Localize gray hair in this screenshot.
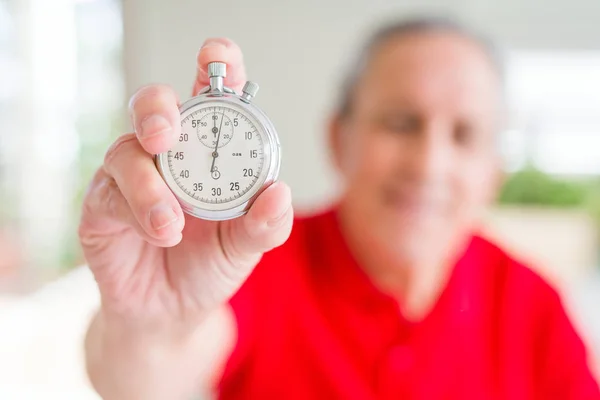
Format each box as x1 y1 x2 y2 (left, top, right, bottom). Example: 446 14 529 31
337 16 507 118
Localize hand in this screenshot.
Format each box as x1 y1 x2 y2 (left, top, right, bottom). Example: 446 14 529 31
79 37 293 333
210 109 225 173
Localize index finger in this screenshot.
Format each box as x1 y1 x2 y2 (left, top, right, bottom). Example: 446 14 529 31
129 84 181 155
130 38 248 156
192 37 247 95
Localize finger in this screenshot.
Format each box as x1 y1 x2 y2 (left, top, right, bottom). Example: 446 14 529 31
220 181 293 262
128 84 181 155
79 168 180 249
192 38 247 95
103 133 185 244
80 168 139 235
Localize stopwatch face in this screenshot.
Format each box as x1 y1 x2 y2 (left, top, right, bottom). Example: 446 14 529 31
157 97 278 220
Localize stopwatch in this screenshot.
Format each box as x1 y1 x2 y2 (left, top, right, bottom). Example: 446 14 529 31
155 62 281 221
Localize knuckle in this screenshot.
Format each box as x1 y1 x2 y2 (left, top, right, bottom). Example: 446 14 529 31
141 175 167 204
103 133 138 171
84 174 121 219
102 178 123 219
128 84 176 112
78 172 122 240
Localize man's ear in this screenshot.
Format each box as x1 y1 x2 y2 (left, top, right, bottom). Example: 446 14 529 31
327 112 346 173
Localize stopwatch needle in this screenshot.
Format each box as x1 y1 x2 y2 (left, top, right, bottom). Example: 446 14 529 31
210 110 226 173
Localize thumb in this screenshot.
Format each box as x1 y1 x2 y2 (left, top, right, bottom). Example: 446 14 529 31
220 182 293 264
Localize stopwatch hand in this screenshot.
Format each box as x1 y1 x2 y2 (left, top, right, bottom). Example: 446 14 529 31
210 110 226 172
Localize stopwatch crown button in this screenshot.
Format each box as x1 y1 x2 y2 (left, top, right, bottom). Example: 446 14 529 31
208 62 227 78
241 81 259 102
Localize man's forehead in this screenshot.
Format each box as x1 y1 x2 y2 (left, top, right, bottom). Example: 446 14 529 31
336 19 506 121
362 33 504 111
374 32 499 83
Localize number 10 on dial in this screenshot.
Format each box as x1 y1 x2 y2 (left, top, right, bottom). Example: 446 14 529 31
155 62 281 221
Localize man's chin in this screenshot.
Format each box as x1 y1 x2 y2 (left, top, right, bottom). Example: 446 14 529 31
373 216 450 265
380 205 440 234
385 234 438 264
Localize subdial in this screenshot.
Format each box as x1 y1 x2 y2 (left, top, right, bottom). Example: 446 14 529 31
197 111 234 148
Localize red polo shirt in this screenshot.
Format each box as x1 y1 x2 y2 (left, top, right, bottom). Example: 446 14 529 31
218 209 599 399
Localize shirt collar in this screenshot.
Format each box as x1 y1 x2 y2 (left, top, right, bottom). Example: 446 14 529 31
315 207 486 325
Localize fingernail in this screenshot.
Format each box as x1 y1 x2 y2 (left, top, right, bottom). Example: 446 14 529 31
267 206 291 228
140 115 171 139
149 204 178 231
201 39 227 49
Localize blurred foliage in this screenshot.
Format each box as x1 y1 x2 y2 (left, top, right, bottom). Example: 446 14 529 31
498 166 592 207
498 166 600 252
586 184 600 231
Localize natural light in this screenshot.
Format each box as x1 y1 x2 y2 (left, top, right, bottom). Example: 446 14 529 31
504 51 600 176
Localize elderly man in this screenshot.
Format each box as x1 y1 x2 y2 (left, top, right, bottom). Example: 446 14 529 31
81 18 600 399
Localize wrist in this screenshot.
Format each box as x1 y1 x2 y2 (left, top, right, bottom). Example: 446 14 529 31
86 309 206 400
98 308 197 346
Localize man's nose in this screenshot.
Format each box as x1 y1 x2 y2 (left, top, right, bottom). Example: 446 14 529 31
406 122 451 182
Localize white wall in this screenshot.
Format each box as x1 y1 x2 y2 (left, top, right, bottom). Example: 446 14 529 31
121 0 600 210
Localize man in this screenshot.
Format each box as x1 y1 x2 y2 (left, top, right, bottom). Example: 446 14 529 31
81 18 600 399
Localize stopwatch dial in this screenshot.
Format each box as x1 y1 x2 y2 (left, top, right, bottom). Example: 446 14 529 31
195 111 234 148
167 104 266 205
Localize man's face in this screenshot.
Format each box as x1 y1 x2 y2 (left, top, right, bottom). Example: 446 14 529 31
334 32 503 264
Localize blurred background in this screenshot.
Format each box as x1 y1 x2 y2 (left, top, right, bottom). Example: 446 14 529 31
0 0 599 397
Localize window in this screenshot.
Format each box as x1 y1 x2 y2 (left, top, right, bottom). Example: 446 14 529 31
503 51 600 177
0 0 124 285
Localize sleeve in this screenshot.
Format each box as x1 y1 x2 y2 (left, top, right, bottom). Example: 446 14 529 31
535 285 600 400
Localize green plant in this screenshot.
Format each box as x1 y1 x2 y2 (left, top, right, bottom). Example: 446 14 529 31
498 167 600 266
498 166 589 207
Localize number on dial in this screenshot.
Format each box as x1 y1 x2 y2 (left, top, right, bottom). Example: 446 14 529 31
168 104 265 204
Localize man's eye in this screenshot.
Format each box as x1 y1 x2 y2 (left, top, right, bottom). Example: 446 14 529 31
382 116 417 133
454 124 474 146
